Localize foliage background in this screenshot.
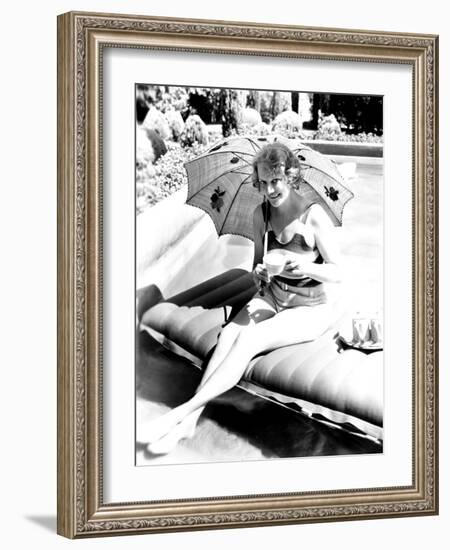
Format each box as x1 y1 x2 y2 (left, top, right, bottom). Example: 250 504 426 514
136 85 383 212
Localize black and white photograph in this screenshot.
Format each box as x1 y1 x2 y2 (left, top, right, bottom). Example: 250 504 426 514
135 84 384 466
51 6 439 540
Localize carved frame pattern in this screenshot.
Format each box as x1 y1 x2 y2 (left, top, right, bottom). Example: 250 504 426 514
57 11 438 538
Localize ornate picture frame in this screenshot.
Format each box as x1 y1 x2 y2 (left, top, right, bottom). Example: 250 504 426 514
57 11 438 538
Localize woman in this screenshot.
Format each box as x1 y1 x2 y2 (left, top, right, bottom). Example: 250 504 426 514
142 142 342 454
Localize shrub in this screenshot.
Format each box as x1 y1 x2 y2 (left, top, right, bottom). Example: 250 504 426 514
180 115 209 147
271 110 304 138
165 109 185 141
316 112 342 138
137 142 208 212
155 87 189 113
136 126 155 169
312 131 383 143
241 107 262 127
141 106 171 140
237 121 271 136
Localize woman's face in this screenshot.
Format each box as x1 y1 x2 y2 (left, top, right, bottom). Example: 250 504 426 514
256 163 291 208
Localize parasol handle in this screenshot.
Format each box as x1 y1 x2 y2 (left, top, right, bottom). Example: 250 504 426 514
263 199 268 257
260 198 269 296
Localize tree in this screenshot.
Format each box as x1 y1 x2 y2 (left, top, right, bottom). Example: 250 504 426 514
308 93 383 135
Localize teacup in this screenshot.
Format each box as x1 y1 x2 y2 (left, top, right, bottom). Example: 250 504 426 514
369 317 383 344
263 252 286 276
352 316 371 345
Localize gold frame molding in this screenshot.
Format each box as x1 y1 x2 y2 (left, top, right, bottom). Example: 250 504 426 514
57 11 439 538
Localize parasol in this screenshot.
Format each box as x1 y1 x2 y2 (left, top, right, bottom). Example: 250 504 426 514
184 134 354 242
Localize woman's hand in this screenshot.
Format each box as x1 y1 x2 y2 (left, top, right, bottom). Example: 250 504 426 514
253 263 271 285
282 258 305 278
252 264 271 295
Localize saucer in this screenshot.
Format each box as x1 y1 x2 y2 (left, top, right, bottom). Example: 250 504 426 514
338 334 383 351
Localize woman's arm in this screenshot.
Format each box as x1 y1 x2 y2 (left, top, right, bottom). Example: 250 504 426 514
252 204 265 269
284 204 342 283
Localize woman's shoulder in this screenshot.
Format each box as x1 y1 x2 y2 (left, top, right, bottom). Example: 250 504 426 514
303 202 332 228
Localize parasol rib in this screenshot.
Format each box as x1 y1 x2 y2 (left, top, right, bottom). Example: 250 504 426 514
216 173 254 235
186 163 253 201
298 163 348 186
187 149 255 163
186 167 253 201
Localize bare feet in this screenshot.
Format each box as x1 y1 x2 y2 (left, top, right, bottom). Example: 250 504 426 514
139 406 188 445
146 414 198 455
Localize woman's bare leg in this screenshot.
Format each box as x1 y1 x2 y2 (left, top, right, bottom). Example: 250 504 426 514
148 324 246 447
144 300 333 453
145 326 262 453
139 297 276 449
170 301 280 434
